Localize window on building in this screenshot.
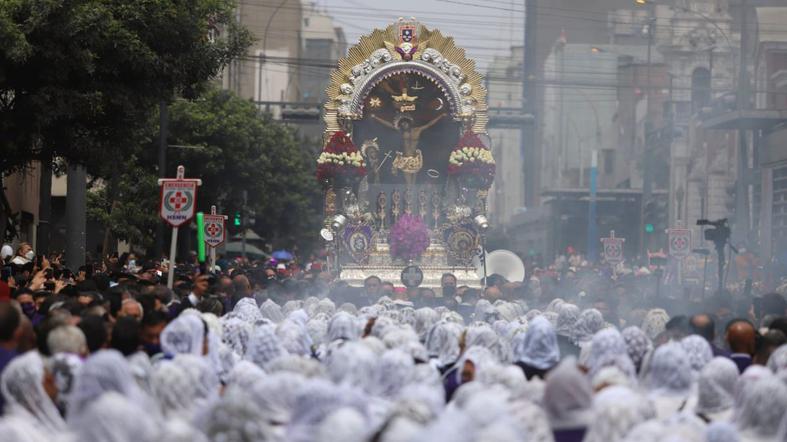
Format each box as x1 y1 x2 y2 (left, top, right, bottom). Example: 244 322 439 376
691 67 711 113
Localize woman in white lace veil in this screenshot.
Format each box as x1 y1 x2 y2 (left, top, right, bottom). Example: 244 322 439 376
224 359 266 391
75 392 162 442
512 315 560 380
585 328 633 381
621 326 652 374
372 349 415 399
160 312 208 357
150 354 220 422
276 318 313 356
543 357 592 439
641 308 670 340
245 324 286 369
695 357 739 423
645 342 694 420
571 309 605 362
231 297 265 324
583 385 656 442
326 311 360 342
735 374 787 442
414 308 440 342
221 316 251 357
681 334 714 376
424 320 462 370
67 349 150 424
0 351 66 434
260 299 286 323
555 303 580 338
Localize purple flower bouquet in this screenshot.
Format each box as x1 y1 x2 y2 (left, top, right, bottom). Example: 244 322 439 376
389 214 430 261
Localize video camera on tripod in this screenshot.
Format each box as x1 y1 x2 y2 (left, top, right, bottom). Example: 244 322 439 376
697 218 730 246
696 218 736 292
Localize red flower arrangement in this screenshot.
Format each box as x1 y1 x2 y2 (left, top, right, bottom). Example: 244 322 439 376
316 131 366 188
389 214 430 261
447 131 496 189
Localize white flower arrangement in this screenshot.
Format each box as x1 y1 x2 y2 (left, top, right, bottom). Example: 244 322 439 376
448 146 495 166
316 151 366 168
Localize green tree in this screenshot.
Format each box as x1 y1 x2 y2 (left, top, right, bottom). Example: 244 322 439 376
165 88 323 253
0 0 251 173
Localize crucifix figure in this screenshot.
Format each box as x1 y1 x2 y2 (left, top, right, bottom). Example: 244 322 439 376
370 112 445 187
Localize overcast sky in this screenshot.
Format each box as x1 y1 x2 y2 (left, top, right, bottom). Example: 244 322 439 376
315 0 525 70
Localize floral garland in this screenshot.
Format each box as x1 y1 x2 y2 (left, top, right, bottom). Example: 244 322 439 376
316 131 366 187
389 214 430 261
447 131 495 189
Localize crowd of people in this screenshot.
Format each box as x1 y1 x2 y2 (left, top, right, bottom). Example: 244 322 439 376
2 241 787 442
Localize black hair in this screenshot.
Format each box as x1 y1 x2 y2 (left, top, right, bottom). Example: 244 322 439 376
78 314 109 354
0 302 20 342
104 286 125 317
141 310 168 328
111 317 140 356
364 275 382 285
761 293 787 317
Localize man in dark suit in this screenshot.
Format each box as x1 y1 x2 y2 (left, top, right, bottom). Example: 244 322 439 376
725 318 756 373
690 314 730 357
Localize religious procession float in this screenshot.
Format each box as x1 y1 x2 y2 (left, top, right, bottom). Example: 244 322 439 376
317 18 494 288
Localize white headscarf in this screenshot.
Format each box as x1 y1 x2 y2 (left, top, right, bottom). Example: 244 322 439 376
0 415 56 442
260 299 286 323
512 315 559 370
150 354 219 421
571 308 605 345
67 349 149 422
245 324 286 369
584 385 656 442
414 308 440 341
543 357 592 430
555 303 580 337
277 319 313 356
696 357 739 416
221 317 252 357
621 326 652 371
224 360 266 391
160 313 206 357
646 342 692 394
326 341 379 395
641 308 670 340
0 351 66 434
424 321 462 367
373 349 414 398
706 421 740 442
735 374 787 439
586 328 631 380
247 371 306 426
232 298 265 324
681 334 714 374
75 392 161 442
326 311 360 342
767 343 787 374
464 323 507 362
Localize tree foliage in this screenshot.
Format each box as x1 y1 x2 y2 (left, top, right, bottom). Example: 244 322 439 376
165 89 323 253
0 0 252 174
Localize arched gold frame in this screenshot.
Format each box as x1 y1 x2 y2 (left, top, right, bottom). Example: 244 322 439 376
323 20 488 139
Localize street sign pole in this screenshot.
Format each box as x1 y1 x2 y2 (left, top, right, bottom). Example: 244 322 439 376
167 226 179 288
158 165 202 289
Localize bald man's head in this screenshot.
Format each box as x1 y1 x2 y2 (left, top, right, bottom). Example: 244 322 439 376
725 319 756 355
690 314 715 341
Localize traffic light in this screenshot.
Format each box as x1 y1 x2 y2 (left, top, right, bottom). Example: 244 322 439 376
643 196 667 236
645 223 655 234
233 211 242 227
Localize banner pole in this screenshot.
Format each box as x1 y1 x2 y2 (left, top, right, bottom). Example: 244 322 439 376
167 226 179 289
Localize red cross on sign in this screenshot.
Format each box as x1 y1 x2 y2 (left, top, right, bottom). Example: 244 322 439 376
203 213 227 248
668 228 691 258
169 192 189 210
159 178 200 228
